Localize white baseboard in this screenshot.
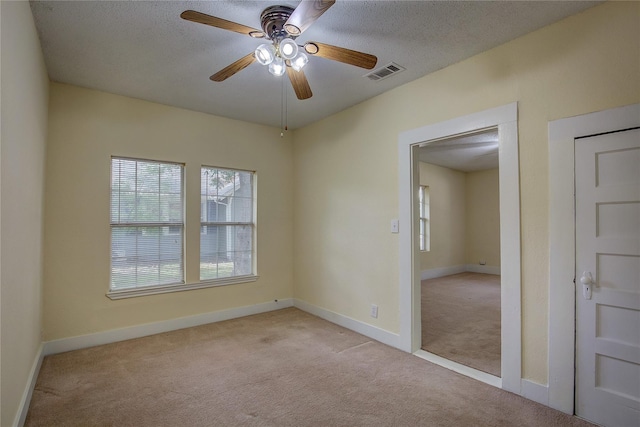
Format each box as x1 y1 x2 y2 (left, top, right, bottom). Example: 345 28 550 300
43 299 294 356
420 265 466 280
520 379 549 406
465 264 501 276
420 264 500 280
293 298 401 349
14 343 44 427
18 299 551 425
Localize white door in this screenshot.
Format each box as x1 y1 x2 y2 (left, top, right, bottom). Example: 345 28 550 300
575 128 640 427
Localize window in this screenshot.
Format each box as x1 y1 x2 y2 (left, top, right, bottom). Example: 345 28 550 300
200 167 255 281
419 185 430 251
110 158 184 292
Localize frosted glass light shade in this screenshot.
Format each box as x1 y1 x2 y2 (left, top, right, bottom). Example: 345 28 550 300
279 38 298 60
268 56 285 76
290 52 308 72
255 44 275 65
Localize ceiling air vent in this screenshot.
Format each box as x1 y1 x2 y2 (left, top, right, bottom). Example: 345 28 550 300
365 62 405 82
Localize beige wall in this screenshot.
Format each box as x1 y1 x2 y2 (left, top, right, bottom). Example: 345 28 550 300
418 164 500 271
43 83 294 341
465 168 500 267
418 162 466 270
292 2 640 383
0 2 50 425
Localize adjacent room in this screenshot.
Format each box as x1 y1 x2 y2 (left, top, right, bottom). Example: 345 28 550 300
2 1 638 426
418 129 502 377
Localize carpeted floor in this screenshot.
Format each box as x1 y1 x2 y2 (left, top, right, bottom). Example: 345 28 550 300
422 272 501 376
25 307 592 426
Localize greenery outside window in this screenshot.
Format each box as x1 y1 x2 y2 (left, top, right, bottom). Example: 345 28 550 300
110 157 184 293
200 166 255 281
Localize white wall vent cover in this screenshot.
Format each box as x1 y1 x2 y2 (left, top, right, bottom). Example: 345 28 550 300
365 62 406 81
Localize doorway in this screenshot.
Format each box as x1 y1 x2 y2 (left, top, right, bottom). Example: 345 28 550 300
397 103 521 393
418 129 501 377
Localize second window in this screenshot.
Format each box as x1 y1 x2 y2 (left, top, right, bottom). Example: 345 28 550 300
200 166 255 281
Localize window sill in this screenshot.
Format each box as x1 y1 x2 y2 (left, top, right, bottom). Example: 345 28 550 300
106 275 259 300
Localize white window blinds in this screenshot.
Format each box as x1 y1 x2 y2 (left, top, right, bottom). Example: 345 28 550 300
200 167 255 281
110 158 184 290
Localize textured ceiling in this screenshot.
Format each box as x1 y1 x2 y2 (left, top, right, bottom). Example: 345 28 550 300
418 128 499 172
30 1 600 130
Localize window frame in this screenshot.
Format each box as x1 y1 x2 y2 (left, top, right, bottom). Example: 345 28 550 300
107 158 259 301
419 185 430 252
199 165 257 283
108 157 185 299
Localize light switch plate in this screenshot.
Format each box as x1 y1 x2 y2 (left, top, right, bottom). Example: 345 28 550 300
391 219 399 233
370 304 378 318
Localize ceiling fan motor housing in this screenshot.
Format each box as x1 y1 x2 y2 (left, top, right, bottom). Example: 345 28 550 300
260 6 295 40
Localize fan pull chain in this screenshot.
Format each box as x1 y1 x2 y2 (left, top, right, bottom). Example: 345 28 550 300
280 75 289 137
281 76 285 137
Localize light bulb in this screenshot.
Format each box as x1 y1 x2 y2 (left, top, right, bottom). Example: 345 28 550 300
279 38 298 60
255 44 275 65
290 52 308 72
268 56 285 77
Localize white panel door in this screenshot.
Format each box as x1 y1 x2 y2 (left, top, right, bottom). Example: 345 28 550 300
575 128 640 427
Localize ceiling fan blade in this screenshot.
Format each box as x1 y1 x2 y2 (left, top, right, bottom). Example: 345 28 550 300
286 66 313 100
210 53 256 82
181 10 265 38
304 42 377 70
284 0 336 36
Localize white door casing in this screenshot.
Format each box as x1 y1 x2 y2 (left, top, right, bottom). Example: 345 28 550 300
398 103 521 393
575 129 640 427
549 103 640 415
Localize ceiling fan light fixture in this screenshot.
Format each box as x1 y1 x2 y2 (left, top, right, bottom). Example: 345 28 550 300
279 38 298 60
268 56 286 77
255 43 276 65
290 52 308 72
182 1 376 101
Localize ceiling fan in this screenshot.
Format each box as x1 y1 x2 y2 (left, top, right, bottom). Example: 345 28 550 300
180 1 378 100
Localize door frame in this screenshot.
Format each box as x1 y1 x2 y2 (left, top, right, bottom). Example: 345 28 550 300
397 102 522 393
548 103 640 414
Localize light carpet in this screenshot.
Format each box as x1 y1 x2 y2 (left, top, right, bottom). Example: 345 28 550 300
422 272 501 376
26 307 591 426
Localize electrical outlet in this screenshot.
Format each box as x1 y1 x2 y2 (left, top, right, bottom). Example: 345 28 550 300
479 260 486 265
370 304 378 318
